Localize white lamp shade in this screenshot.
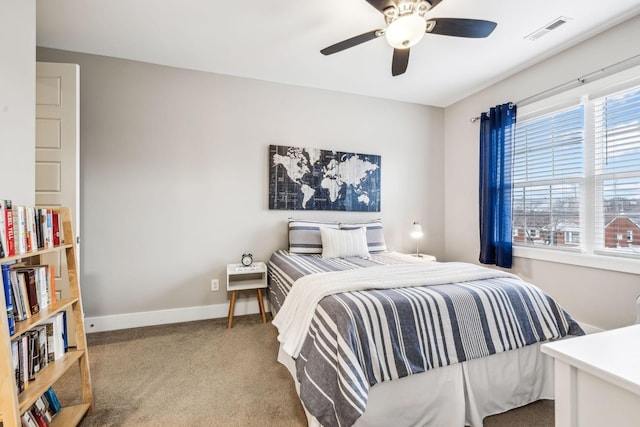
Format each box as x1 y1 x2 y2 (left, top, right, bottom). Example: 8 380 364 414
385 14 427 49
410 222 424 239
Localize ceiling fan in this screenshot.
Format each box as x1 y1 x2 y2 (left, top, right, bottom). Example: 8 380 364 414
320 0 497 76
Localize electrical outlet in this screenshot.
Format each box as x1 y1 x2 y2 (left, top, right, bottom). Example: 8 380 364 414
211 279 219 291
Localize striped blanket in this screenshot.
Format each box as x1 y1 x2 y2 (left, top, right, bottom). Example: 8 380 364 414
267 250 584 427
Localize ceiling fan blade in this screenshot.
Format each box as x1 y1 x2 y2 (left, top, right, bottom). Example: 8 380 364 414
427 18 497 38
392 48 410 76
320 30 382 55
363 0 397 14
426 0 444 10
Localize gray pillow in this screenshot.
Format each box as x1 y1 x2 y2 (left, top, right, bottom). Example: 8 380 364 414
288 219 339 254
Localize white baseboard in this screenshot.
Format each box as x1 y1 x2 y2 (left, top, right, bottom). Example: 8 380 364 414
84 296 270 333
86 306 603 336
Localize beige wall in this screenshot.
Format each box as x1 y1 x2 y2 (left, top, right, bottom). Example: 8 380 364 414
444 14 640 330
0 0 35 206
36 48 444 323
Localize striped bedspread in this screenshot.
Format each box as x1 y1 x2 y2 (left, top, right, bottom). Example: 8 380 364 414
267 250 584 427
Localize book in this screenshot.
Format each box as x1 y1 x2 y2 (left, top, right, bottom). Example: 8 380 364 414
43 387 62 414
12 340 20 393
36 325 49 372
21 410 39 427
30 265 50 310
61 311 68 350
44 322 56 363
3 200 15 256
10 268 28 321
15 205 27 255
18 264 56 308
16 268 40 315
6 299 15 335
40 209 49 249
29 405 49 427
18 334 29 392
2 263 15 335
42 209 52 249
28 330 40 377
34 396 53 423
35 208 44 250
43 312 65 361
46 210 53 249
0 199 7 257
58 212 64 244
52 212 60 246
26 206 36 252
40 266 50 309
49 264 56 305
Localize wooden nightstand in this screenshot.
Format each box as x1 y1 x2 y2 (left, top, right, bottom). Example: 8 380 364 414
226 262 267 328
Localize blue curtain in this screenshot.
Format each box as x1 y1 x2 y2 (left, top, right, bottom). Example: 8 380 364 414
479 103 517 268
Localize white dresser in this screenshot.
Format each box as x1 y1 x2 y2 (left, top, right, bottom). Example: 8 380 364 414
541 324 640 427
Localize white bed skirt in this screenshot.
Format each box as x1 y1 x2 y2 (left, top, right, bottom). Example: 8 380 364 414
278 342 554 427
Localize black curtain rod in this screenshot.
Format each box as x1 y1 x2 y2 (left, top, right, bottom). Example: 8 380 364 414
470 53 640 123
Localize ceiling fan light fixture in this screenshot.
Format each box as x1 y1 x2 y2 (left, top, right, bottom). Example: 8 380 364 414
385 14 427 49
416 1 431 14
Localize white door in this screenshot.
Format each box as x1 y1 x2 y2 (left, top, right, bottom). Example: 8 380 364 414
35 62 79 303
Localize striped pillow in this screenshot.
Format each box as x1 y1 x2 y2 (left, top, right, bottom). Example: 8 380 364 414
320 227 370 259
340 219 387 253
288 219 339 254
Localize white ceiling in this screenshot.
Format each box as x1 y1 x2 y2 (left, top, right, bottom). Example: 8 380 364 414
36 0 640 107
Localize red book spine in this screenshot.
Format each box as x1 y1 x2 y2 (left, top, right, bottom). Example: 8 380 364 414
30 407 49 427
52 212 60 246
4 200 15 256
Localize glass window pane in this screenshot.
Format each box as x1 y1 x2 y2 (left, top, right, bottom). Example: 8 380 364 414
593 86 640 258
513 184 581 248
514 106 584 184
596 177 640 255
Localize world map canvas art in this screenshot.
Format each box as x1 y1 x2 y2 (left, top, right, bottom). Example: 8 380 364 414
269 144 381 211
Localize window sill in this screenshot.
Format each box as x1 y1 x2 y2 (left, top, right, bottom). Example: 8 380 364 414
513 246 640 275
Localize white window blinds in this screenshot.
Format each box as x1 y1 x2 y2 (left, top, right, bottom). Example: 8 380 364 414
593 86 640 257
513 82 640 261
513 105 584 249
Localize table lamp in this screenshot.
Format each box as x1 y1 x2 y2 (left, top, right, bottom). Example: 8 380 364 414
410 221 424 257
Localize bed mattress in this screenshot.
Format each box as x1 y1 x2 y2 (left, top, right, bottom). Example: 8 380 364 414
267 250 584 427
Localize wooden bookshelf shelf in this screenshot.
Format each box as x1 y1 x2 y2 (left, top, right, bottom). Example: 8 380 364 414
0 244 74 264
11 297 78 338
18 350 85 413
50 403 91 427
0 207 93 427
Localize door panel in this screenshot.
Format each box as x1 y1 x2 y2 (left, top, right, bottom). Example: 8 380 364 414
36 63 79 345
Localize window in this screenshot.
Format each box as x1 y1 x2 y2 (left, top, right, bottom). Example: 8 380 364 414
593 86 640 257
565 231 579 245
513 83 640 264
513 105 584 248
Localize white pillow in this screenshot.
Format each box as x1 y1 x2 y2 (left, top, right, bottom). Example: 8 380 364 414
320 227 370 259
340 219 387 253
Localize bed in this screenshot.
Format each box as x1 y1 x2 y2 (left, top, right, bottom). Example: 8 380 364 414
268 219 584 427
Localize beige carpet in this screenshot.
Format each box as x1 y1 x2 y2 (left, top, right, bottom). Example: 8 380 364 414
56 314 553 426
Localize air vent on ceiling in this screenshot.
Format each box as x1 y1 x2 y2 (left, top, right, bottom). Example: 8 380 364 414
525 16 569 41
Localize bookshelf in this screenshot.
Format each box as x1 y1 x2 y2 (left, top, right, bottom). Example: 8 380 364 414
0 207 93 426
